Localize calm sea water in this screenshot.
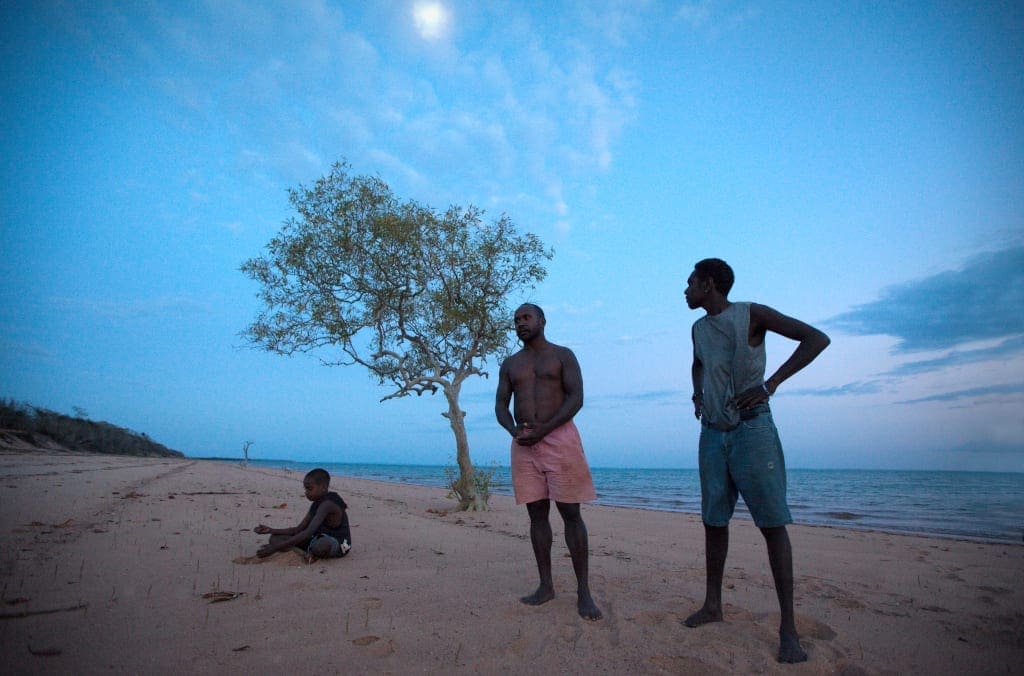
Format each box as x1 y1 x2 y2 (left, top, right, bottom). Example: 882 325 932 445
229 460 1024 544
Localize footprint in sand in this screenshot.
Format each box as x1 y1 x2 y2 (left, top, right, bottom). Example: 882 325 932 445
352 635 395 657
978 585 1010 594
797 615 838 641
648 655 717 673
833 595 865 610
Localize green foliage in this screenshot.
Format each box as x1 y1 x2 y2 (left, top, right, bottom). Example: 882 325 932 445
0 398 184 458
240 160 552 401
445 462 498 509
241 160 553 510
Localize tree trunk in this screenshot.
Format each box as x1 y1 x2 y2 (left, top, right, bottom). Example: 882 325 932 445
443 384 487 511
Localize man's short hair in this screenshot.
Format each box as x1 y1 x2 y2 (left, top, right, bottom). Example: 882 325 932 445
694 258 735 296
519 303 545 320
305 468 331 487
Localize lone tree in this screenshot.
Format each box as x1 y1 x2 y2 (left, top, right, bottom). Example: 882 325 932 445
241 161 551 510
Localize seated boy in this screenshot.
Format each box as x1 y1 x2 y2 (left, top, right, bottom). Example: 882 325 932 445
254 468 352 562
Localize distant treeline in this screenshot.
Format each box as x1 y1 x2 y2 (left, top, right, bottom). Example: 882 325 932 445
0 399 184 458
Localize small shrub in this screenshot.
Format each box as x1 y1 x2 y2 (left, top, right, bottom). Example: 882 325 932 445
445 462 498 510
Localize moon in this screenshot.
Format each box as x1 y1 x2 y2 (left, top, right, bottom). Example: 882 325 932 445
413 1 450 40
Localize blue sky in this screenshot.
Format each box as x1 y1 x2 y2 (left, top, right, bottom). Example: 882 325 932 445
2 1 1022 472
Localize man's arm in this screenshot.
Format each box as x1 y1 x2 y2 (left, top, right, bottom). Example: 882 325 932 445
734 303 831 409
254 510 311 537
691 325 704 419
495 359 518 437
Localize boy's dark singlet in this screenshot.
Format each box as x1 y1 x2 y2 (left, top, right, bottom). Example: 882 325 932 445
306 491 351 544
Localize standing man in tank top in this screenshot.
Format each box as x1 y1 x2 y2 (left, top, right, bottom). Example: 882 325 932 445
683 258 830 663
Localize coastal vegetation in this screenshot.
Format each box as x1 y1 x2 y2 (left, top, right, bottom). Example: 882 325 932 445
0 398 184 458
241 160 551 511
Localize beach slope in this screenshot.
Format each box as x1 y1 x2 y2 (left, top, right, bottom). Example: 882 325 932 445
1 452 1021 674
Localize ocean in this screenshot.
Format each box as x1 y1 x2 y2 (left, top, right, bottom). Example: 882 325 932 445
228 460 1024 545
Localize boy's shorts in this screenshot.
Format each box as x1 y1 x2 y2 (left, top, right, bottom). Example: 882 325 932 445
698 405 792 528
510 420 597 505
307 534 351 558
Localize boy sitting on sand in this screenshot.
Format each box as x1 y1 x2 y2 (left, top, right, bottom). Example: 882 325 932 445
254 468 352 562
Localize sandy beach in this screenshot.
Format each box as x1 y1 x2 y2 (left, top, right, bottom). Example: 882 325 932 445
1 451 1021 674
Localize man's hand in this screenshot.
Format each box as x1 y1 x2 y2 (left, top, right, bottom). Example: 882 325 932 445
733 383 770 410
514 422 545 446
253 524 271 534
256 543 276 558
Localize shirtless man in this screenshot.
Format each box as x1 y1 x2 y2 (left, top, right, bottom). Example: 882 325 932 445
495 303 602 621
683 258 830 663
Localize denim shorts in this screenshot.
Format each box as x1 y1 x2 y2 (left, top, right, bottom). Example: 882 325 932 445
698 405 792 528
307 534 351 558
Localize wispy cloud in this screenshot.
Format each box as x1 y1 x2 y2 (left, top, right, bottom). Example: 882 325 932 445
589 389 686 408
578 1 645 48
0 338 55 361
675 1 761 33
885 335 1024 376
50 295 212 321
826 246 1024 352
944 441 1024 456
548 300 605 317
614 327 674 345
676 1 713 29
898 382 1024 404
786 381 884 397
64 2 640 241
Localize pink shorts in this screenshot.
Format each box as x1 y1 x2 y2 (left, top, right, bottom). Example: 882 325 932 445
510 420 597 505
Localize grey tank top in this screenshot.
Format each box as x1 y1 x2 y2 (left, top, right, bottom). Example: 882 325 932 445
692 302 766 428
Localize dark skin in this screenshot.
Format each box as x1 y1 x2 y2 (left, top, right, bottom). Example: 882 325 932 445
683 269 830 664
495 304 602 621
254 477 346 562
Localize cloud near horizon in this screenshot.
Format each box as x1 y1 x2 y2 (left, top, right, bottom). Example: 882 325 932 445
898 382 1024 405
785 381 884 397
584 389 684 408
884 335 1024 376
826 246 1024 353
945 440 1024 456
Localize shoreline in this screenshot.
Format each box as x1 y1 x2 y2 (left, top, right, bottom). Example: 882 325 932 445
204 455 1024 546
2 451 1022 674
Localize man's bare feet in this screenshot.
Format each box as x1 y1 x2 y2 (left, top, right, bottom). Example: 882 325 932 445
777 631 808 663
577 592 602 620
520 585 555 606
683 605 723 628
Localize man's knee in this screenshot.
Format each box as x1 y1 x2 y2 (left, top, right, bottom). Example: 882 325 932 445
759 525 788 541
526 499 551 521
309 537 335 558
555 501 583 523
